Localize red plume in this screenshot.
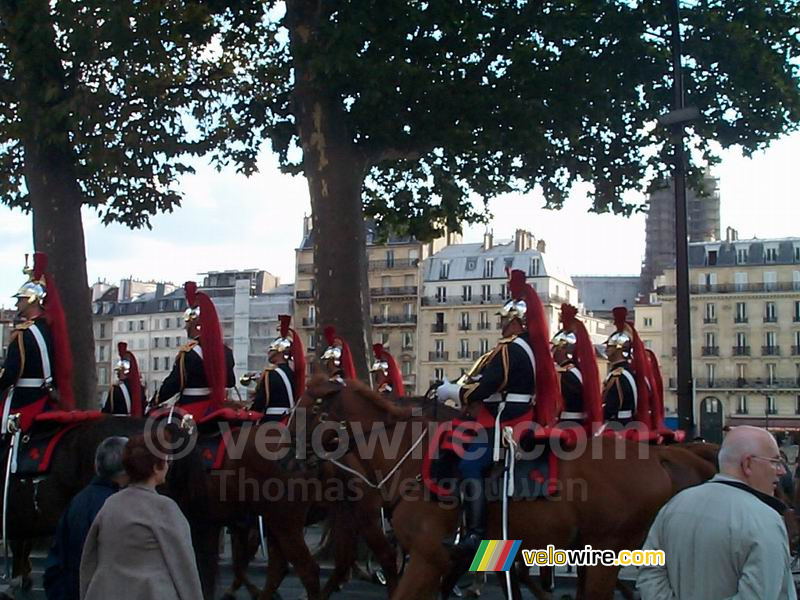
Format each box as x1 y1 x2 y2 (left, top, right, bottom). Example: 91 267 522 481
646 349 666 431
372 343 384 359
612 306 628 331
185 282 225 409
36 258 74 410
509 270 560 426
118 343 143 417
32 252 48 281
611 305 652 428
561 304 602 427
373 344 404 396
184 281 198 306
339 339 357 380
278 314 291 339
324 325 336 347
289 327 306 399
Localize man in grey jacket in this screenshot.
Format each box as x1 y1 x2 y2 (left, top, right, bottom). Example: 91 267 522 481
638 425 796 600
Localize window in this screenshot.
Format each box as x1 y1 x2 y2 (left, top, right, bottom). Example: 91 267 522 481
765 246 778 263
309 305 316 325
137 339 145 350
643 318 653 327
154 337 160 348
737 395 748 414
500 284 510 300
439 261 450 280
164 356 170 371
402 360 412 377
153 356 160 371
434 339 445 356
766 331 777 348
386 250 395 268
128 320 134 332
706 250 717 265
734 272 748 292
795 395 800 415
706 363 715 386
795 301 800 322
698 272 717 288
436 286 447 303
466 257 477 271
176 336 182 347
704 332 716 350
460 339 470 358
99 323 106 338
767 396 777 415
504 257 514 271
165 317 172 329
479 338 490 354
794 271 800 291
795 245 800 262
767 363 777 385
403 332 414 349
98 367 108 385
763 271 777 291
737 364 747 385
736 332 748 351
736 247 748 265
481 284 491 302
98 345 106 361
483 259 494 278
704 303 716 322
404 303 414 318
529 257 541 276
462 285 472 302
735 302 748 323
381 304 390 319
794 331 800 352
138 320 145 331
643 339 653 349
459 312 470 330
165 336 171 348
308 334 316 350
765 302 777 322
434 368 444 381
381 332 390 345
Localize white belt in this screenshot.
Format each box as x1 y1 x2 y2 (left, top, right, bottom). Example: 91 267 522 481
485 392 531 404
16 378 45 388
265 407 289 415
182 387 211 397
617 410 633 419
560 411 587 420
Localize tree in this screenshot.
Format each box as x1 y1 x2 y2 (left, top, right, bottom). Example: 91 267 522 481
0 0 263 404
214 0 800 378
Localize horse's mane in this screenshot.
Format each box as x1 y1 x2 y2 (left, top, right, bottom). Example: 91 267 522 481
305 374 414 420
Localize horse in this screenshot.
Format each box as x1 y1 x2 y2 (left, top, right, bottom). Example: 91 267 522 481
294 377 718 600
0 414 147 595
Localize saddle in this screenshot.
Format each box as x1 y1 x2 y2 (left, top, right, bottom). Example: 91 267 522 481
192 408 262 471
14 411 104 476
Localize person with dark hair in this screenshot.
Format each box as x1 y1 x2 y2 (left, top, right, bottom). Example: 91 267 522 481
43 436 129 600
80 434 202 600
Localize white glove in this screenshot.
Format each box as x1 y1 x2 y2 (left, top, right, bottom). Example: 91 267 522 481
436 377 461 403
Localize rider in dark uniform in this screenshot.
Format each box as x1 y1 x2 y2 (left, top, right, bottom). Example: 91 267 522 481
436 269 560 555
1 252 73 433
156 281 235 419
551 303 602 428
320 326 356 384
370 344 405 396
602 306 651 427
103 342 144 416
249 315 305 422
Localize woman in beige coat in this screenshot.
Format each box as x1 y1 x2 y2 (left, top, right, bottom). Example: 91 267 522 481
80 434 203 600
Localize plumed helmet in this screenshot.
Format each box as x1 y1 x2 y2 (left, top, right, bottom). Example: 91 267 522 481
551 303 578 356
321 325 357 380
13 253 47 305
269 315 293 355
606 306 634 356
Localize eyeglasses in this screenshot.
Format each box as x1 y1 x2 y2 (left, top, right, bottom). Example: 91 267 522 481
749 455 786 469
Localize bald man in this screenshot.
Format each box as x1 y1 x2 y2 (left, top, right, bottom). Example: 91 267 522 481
637 426 796 599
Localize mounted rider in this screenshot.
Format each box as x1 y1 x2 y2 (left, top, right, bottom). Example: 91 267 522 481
103 342 144 416
370 344 405 396
550 303 602 428
602 306 652 428
251 315 306 422
155 281 235 419
0 252 74 433
320 326 356 384
435 269 560 555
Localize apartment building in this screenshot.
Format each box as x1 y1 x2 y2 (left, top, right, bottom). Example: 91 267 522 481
648 232 800 439
294 216 453 394
417 229 612 388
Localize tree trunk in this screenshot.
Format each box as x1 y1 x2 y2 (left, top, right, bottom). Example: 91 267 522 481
2 0 97 407
287 0 373 380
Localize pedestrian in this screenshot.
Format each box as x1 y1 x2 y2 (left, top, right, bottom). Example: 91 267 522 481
43 436 129 600
79 433 203 600
638 425 797 600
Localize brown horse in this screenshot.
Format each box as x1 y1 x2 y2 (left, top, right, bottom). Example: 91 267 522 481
295 378 718 600
0 415 148 596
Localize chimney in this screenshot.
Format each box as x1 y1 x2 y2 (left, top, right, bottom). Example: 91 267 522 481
536 239 546 253
155 282 165 298
303 214 312 237
514 229 530 252
725 226 738 242
483 229 493 251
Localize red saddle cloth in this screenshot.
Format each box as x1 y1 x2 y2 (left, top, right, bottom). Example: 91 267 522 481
15 411 105 475
193 408 262 471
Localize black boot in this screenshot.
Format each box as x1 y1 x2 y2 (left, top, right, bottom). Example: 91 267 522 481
445 478 487 556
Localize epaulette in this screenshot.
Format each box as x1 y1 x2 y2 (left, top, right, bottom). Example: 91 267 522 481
179 340 198 353
264 364 276 372
14 320 34 331
497 334 518 344
609 366 625 377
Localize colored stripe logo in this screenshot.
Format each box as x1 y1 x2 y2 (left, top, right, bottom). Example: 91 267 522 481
469 540 522 571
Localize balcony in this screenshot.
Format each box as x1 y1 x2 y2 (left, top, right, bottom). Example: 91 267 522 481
371 314 417 325
297 264 314 274
295 290 314 300
457 351 481 360
792 346 800 356
368 258 419 271
734 317 749 324
763 316 778 323
703 317 717 324
477 322 492 330
732 346 751 356
458 323 472 331
701 346 719 356
658 282 800 295
669 377 800 390
428 352 449 362
370 286 418 297
301 317 315 327
431 324 447 333
421 294 505 307
794 315 800 322
762 346 781 356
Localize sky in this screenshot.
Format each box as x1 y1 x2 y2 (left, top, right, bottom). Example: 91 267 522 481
1 132 798 306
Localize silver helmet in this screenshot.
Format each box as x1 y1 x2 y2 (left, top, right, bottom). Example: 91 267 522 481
13 280 47 305
551 330 577 356
321 344 342 366
605 330 633 357
370 358 389 374
498 298 527 322
115 358 131 376
183 305 201 323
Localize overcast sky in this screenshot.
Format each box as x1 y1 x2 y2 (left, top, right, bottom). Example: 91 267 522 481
1 131 798 308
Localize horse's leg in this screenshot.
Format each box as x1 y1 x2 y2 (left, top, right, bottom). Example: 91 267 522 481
190 521 221 600
270 522 321 600
259 530 289 600
615 579 636 600
581 565 620 600
392 554 442 600
321 505 358 600
224 524 261 600
515 561 550 600
9 539 33 593
356 508 401 594
575 565 587 600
